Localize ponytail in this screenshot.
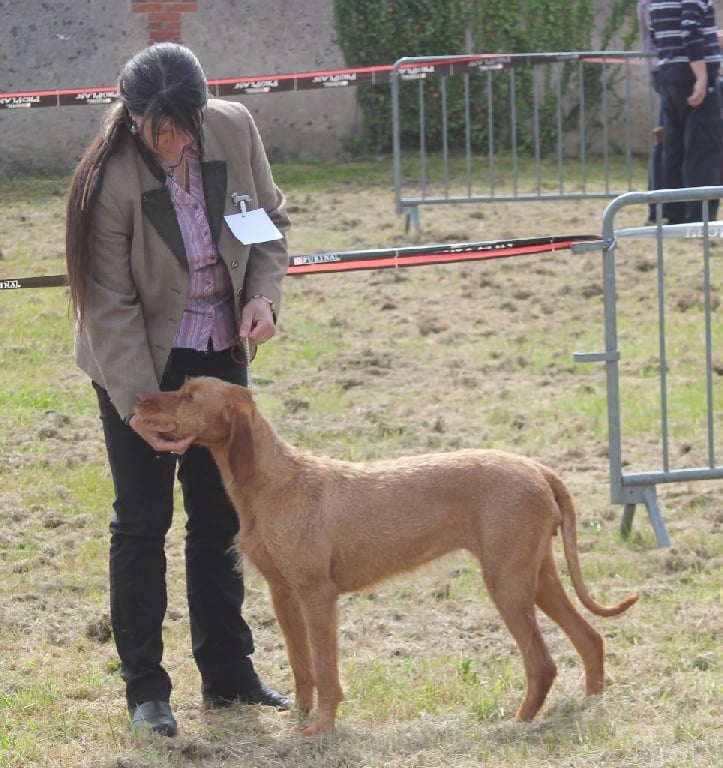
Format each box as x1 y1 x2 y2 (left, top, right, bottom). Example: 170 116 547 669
65 102 126 325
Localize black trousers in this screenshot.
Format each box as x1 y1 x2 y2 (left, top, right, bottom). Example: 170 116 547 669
659 79 722 224
94 348 259 708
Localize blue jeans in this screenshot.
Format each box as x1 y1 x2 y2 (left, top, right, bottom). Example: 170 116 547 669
659 79 721 223
94 348 259 708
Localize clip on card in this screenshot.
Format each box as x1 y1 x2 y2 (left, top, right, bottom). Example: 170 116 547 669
231 193 251 215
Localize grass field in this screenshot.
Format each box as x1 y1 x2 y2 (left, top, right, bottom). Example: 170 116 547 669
0 158 720 768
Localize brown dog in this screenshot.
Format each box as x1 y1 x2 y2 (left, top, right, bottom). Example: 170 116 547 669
135 376 638 736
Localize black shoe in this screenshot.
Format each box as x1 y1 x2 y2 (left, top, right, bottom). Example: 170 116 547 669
204 681 291 711
130 700 178 736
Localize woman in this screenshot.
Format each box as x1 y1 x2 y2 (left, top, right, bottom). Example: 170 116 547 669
66 43 290 736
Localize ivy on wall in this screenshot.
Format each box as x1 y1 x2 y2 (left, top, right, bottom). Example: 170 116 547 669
333 0 638 153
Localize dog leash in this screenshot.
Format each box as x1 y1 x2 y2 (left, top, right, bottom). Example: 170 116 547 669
229 337 253 390
243 338 254 391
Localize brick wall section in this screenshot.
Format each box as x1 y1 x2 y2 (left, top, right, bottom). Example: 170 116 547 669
132 0 198 44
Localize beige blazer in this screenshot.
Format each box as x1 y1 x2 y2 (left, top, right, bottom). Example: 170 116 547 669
75 99 290 419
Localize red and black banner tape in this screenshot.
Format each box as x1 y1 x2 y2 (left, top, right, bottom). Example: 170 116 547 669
1 234 600 291
0 52 648 110
287 234 600 274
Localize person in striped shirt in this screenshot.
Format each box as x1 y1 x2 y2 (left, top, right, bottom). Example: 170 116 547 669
649 0 722 222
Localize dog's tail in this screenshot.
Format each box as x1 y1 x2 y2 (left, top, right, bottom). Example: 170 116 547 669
545 468 639 617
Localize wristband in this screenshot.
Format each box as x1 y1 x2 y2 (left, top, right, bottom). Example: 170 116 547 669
251 294 276 313
251 293 276 321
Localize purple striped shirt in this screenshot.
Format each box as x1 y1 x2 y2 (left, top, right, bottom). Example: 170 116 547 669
164 144 236 352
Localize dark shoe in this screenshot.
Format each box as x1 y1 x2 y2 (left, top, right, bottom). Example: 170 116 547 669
130 700 178 736
204 681 290 711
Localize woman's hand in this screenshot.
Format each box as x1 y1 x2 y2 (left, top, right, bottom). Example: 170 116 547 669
239 295 276 346
127 414 195 454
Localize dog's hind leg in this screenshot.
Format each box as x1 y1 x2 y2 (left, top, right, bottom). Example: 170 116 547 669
268 581 316 715
478 557 557 722
298 583 345 736
534 545 605 696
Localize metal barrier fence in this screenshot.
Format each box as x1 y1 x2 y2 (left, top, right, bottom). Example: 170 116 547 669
572 188 723 547
391 52 656 234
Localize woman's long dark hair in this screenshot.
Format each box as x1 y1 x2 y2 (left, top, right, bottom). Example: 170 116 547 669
66 43 208 324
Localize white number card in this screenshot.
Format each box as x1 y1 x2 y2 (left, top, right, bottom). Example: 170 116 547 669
224 209 283 245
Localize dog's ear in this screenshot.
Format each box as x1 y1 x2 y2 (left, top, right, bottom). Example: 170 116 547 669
225 405 255 486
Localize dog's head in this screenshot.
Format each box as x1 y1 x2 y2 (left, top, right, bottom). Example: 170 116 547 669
135 376 257 485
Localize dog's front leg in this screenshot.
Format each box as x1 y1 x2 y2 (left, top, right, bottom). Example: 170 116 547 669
267 581 315 716
298 584 344 736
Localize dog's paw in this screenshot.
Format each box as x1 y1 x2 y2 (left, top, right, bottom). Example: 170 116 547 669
294 692 314 716
299 717 336 737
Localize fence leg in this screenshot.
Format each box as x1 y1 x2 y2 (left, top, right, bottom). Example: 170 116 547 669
642 485 671 548
620 503 636 538
403 205 420 238
620 488 671 547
